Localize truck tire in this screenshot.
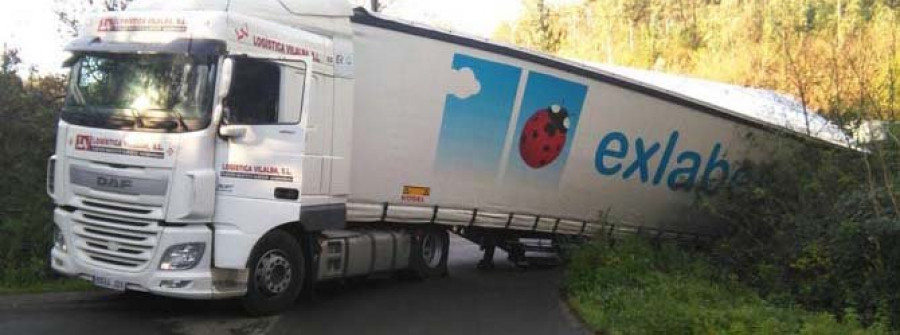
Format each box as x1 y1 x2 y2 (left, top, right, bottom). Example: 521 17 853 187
242 230 305 316
406 228 449 279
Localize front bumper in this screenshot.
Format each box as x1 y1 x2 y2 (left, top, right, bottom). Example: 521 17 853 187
50 208 247 299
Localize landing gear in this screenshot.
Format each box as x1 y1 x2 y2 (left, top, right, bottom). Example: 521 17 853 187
477 234 496 270
505 243 528 268
461 227 573 270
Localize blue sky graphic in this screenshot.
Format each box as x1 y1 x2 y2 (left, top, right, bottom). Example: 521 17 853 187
504 72 588 186
435 54 522 181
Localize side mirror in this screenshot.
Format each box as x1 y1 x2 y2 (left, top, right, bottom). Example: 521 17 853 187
219 125 247 139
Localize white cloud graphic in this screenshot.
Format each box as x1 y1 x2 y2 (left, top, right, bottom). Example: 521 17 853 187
447 67 481 99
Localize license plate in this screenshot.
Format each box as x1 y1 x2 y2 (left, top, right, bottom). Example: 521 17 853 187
92 276 126 291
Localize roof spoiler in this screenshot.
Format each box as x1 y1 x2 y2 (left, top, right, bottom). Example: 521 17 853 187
65 37 227 56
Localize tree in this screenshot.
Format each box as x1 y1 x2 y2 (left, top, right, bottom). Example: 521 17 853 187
0 48 67 286
1 47 21 75
494 0 566 53
496 0 900 118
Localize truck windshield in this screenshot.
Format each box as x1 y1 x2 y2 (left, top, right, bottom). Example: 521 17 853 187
62 53 217 132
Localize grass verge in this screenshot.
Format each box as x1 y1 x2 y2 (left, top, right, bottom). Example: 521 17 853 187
0 278 96 296
565 238 887 334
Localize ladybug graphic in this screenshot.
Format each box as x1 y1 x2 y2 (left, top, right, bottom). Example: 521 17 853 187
519 104 571 169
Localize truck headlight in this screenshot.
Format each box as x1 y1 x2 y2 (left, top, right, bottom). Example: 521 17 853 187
53 225 67 253
159 243 205 270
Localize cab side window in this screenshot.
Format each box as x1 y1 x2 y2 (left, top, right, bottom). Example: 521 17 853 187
278 66 306 124
225 59 281 125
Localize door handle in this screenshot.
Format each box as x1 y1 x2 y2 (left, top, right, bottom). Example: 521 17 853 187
220 125 247 138
279 130 296 135
274 187 299 200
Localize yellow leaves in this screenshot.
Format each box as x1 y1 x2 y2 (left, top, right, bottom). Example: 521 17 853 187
497 0 900 118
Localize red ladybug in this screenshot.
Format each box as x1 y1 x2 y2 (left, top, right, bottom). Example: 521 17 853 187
519 104 570 169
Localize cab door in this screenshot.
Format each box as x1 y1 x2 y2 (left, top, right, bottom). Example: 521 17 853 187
214 57 311 202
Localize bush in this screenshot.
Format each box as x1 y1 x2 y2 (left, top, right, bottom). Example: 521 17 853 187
0 50 66 287
565 237 885 334
698 136 900 328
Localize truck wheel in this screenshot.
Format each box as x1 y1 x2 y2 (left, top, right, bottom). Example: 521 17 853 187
406 228 449 279
242 230 305 316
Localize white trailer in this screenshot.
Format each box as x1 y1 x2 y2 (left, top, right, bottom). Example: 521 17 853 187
47 0 845 315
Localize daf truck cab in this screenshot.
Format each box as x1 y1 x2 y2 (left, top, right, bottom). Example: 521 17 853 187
49 0 447 315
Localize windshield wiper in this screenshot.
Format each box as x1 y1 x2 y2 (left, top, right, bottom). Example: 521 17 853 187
126 108 145 130
137 108 191 132
170 109 191 131
61 106 140 131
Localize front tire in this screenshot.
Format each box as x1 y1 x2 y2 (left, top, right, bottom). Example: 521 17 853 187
242 230 305 316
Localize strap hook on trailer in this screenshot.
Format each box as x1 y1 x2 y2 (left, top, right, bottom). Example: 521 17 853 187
531 216 541 231
430 206 439 225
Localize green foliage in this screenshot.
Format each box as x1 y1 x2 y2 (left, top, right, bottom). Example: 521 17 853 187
0 278 95 295
0 49 67 288
699 139 900 328
566 237 885 334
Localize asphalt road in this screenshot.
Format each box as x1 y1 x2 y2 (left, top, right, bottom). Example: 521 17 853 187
0 235 587 335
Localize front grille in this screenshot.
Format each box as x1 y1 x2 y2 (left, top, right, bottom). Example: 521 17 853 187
71 210 161 271
79 196 160 218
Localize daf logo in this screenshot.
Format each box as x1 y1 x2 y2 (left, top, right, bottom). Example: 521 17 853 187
107 241 119 252
96 176 133 189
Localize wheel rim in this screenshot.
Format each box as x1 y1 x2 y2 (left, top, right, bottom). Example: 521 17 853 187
421 232 445 269
254 249 293 296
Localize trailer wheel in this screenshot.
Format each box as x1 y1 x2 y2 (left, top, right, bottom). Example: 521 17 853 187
242 230 305 316
406 228 449 279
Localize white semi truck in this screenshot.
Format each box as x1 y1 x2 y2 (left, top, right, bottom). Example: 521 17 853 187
48 0 846 315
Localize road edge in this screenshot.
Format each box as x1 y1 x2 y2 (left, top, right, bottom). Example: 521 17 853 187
557 288 595 335
0 291 118 311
